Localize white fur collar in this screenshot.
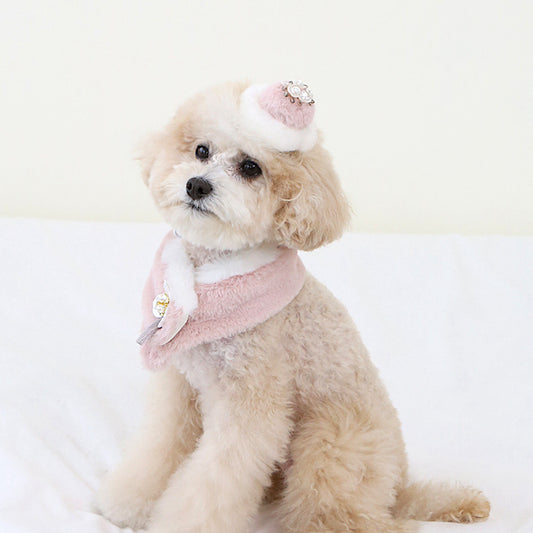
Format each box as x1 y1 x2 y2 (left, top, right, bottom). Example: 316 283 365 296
194 242 281 284
161 236 281 314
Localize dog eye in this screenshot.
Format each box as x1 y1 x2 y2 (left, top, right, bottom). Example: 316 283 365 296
195 145 210 161
239 160 262 178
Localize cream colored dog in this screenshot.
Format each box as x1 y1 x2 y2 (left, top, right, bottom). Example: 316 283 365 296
96 81 490 533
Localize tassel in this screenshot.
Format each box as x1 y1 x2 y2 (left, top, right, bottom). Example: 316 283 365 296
136 318 162 345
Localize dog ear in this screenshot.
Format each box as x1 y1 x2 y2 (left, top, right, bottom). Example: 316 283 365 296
273 146 352 251
135 131 167 186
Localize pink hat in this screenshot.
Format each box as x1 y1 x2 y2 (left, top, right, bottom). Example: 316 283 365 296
239 80 317 152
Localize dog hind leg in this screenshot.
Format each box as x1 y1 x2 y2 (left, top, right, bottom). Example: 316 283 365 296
277 403 415 533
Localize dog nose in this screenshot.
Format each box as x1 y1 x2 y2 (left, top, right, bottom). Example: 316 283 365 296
186 177 213 200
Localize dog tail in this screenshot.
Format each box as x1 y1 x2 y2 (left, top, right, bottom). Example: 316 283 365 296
392 481 490 523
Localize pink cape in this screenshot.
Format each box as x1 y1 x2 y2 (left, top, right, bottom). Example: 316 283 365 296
140 234 306 370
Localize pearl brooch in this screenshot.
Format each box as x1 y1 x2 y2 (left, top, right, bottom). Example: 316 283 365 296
152 292 170 318
282 80 315 105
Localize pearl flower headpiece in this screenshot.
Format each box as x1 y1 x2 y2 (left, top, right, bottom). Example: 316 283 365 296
282 80 315 105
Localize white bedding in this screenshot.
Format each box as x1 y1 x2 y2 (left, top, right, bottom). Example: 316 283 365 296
0 218 531 533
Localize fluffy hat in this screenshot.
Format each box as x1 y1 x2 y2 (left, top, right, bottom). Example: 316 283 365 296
239 80 317 152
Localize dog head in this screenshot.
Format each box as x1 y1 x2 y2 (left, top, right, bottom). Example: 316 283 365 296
139 81 351 251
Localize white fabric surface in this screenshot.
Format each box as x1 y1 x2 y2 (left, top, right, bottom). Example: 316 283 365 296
0 218 531 533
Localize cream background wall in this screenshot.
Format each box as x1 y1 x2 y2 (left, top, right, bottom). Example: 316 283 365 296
1 0 531 234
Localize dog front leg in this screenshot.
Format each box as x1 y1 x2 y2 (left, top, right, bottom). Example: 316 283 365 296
95 366 202 529
147 376 293 533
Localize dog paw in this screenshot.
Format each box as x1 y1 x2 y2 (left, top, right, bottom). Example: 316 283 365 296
458 491 491 522
94 472 156 530
445 490 491 523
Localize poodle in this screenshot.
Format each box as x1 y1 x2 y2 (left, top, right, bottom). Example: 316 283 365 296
96 80 490 533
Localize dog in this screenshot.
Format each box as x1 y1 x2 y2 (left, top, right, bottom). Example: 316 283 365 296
95 80 490 533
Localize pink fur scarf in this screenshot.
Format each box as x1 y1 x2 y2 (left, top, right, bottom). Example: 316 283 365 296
137 232 306 370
